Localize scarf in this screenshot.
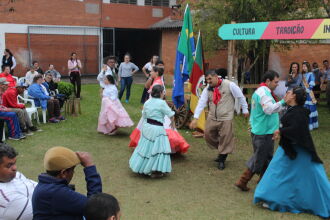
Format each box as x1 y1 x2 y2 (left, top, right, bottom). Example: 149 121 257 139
213 79 222 105
259 82 278 102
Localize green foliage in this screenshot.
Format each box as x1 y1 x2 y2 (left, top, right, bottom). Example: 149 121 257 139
57 81 74 97
193 0 324 53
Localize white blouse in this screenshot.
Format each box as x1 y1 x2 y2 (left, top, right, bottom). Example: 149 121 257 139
102 84 118 100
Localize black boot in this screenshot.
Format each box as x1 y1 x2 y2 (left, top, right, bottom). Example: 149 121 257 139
214 154 221 162
218 154 228 170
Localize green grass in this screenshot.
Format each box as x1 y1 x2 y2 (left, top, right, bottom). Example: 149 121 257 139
10 84 330 220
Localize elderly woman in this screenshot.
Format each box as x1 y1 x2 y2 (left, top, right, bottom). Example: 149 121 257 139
254 87 330 219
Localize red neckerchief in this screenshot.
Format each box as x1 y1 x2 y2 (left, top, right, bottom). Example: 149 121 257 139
259 82 278 102
213 78 222 105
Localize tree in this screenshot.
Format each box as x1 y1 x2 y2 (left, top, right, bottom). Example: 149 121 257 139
192 0 325 83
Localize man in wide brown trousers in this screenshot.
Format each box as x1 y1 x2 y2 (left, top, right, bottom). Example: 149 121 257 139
190 70 249 170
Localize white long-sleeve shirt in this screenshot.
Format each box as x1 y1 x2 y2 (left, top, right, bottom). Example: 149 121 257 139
257 86 285 115
97 66 113 88
25 71 39 86
0 172 37 220
102 84 118 100
194 82 249 119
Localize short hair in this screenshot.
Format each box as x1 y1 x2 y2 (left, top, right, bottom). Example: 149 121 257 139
32 61 38 65
215 68 227 78
204 69 217 77
84 193 120 220
104 56 116 64
312 62 318 68
155 60 164 66
152 66 164 77
2 65 11 72
49 64 53 67
33 74 43 83
124 53 131 59
323 60 329 64
151 84 164 98
106 75 115 85
0 143 18 164
262 70 279 82
289 62 300 75
292 86 307 106
45 73 52 77
46 166 75 177
302 61 312 72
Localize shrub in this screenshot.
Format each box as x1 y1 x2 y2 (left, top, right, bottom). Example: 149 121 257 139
58 81 74 98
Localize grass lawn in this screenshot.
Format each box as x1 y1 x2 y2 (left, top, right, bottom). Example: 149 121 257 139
10 83 330 220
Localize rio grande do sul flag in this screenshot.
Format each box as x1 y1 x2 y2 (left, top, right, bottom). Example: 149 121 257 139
189 31 206 131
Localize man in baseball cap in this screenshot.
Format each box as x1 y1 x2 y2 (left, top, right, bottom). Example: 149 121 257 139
32 146 102 220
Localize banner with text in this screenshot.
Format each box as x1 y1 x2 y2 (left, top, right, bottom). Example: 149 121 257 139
218 19 330 40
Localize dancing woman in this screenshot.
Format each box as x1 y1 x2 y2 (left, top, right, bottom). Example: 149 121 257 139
129 85 175 178
97 75 134 135
129 66 190 154
301 61 318 130
254 87 330 218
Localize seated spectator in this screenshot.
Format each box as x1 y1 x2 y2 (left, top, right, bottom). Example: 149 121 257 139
45 64 61 82
28 74 64 123
0 65 16 87
0 78 25 140
84 193 121 220
32 146 102 220
2 85 40 134
25 67 39 86
32 61 44 75
0 143 36 220
44 73 66 108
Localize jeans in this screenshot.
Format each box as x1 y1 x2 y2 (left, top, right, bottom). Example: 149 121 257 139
69 71 81 98
119 76 133 101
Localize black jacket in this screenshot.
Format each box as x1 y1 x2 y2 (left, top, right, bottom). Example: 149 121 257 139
279 105 322 163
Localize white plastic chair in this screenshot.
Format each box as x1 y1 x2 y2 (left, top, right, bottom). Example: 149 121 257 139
18 77 26 86
12 76 19 83
17 95 41 124
2 126 5 142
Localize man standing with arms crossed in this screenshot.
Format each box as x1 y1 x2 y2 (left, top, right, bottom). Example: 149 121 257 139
190 70 249 170
235 70 288 191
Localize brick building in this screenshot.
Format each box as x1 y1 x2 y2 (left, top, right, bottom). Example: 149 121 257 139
0 0 182 77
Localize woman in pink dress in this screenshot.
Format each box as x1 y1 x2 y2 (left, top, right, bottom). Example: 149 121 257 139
97 75 134 135
129 66 190 153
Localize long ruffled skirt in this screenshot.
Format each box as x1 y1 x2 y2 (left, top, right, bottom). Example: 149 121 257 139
97 97 134 134
254 146 330 218
128 116 190 154
129 122 172 175
304 93 318 130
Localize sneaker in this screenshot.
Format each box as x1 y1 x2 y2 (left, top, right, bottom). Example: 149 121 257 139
22 128 34 136
8 135 26 141
48 117 60 123
56 116 66 121
29 126 42 132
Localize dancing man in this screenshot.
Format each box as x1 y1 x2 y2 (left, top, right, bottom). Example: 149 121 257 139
235 70 288 191
190 70 249 170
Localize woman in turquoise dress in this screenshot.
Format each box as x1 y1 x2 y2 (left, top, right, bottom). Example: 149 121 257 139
129 85 175 178
301 62 318 130
254 87 330 219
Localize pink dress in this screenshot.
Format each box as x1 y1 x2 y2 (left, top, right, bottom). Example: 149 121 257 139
97 84 134 134
129 77 190 154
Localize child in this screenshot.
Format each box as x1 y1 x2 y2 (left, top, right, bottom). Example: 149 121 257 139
129 85 175 178
84 193 121 220
97 75 133 135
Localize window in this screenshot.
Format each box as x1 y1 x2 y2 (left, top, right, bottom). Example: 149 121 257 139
145 0 169 7
110 0 137 4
